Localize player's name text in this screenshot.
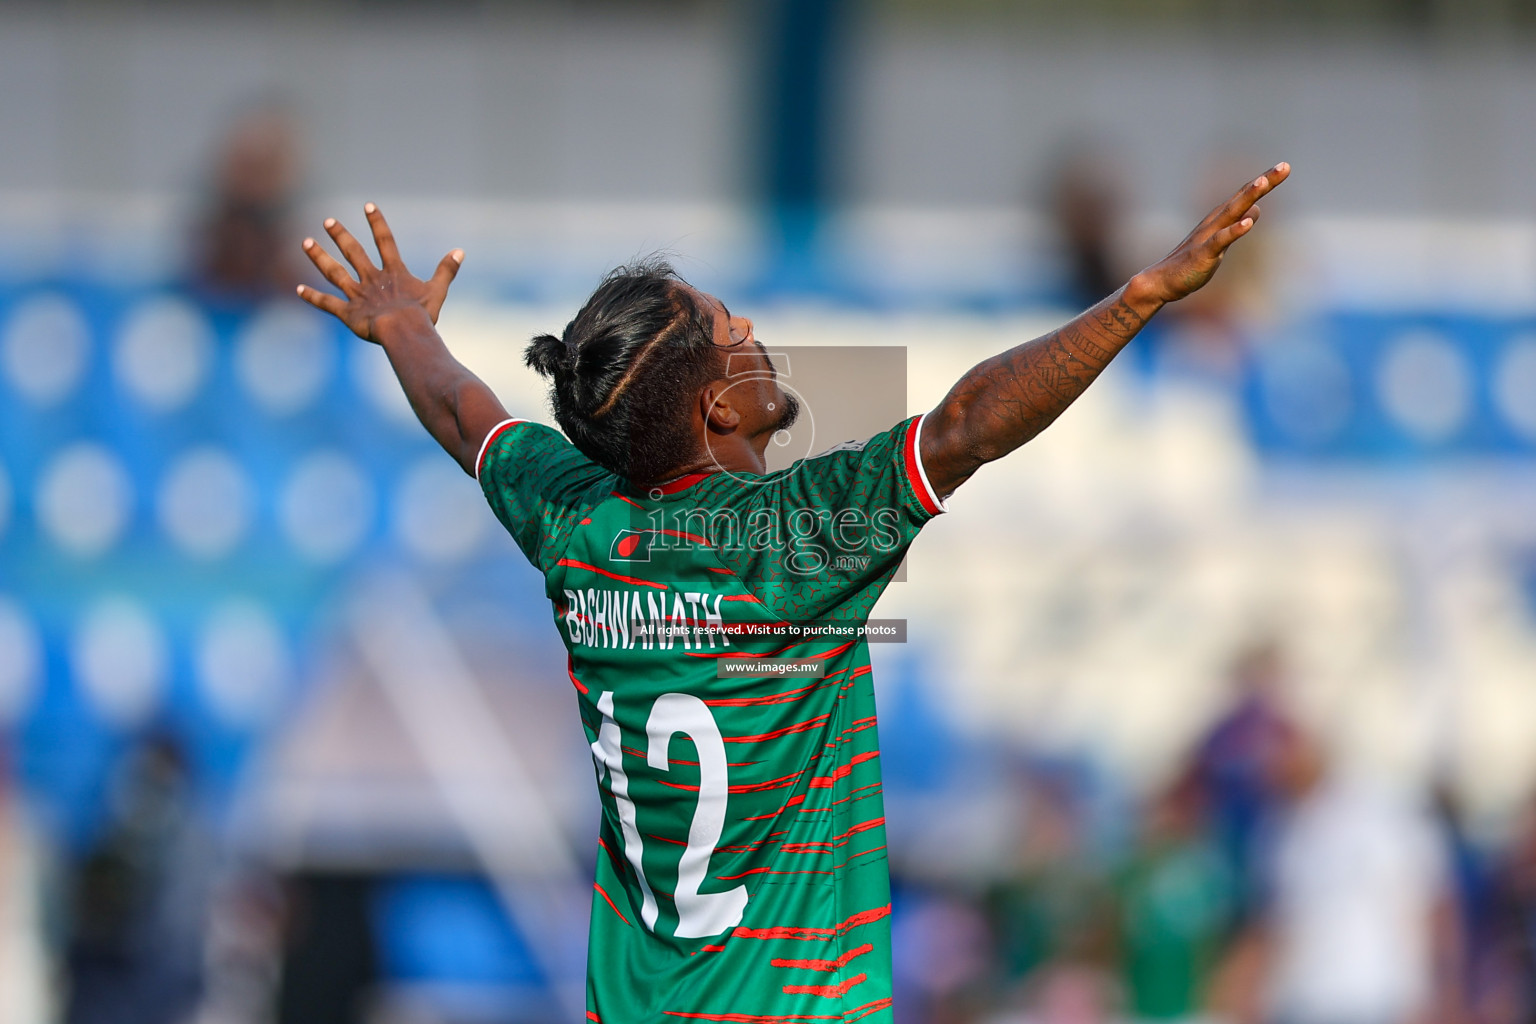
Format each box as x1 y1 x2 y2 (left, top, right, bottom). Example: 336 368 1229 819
560 586 907 649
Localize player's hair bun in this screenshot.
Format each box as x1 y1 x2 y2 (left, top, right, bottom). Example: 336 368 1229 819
524 258 719 483
524 332 571 379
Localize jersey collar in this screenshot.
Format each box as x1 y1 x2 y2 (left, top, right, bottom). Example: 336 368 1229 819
629 470 717 499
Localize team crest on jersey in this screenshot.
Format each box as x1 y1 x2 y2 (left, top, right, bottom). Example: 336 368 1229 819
610 529 657 562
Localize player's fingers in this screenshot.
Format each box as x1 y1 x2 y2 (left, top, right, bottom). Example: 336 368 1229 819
301 237 360 294
428 249 465 295
1213 162 1290 228
1208 216 1255 252
364 203 403 269
1210 178 1263 228
323 217 377 278
295 283 348 319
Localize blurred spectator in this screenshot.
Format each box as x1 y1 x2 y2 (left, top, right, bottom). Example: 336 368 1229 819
273 874 378 1024
1 743 54 1024
1192 641 1296 921
1013 962 1120 1024
1114 769 1236 1022
1478 792 1536 1024
195 870 287 1024
187 100 305 305
63 733 216 1024
893 886 994 1024
1428 781 1495 1022
985 772 1115 1007
1233 727 1461 1024
1043 142 1131 312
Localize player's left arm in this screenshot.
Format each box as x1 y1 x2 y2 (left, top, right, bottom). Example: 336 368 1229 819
920 162 1290 498
296 205 510 476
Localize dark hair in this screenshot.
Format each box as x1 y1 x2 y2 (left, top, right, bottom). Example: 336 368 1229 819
526 259 720 484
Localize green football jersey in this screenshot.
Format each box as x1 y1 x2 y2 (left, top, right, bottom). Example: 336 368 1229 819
477 413 946 1023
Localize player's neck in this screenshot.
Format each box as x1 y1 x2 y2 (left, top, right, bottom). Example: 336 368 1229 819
643 435 767 485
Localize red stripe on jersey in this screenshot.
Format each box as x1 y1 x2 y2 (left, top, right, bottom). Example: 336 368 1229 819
731 903 891 942
782 972 867 999
780 817 885 854
714 832 787 855
715 865 832 880
662 770 806 795
691 637 856 662
770 943 873 972
846 998 894 1021
707 566 736 575
808 750 881 788
557 559 668 589
705 681 828 707
587 1013 601 1023
798 782 883 814
838 716 878 738
594 883 630 925
658 780 701 792
717 844 886 881
622 745 685 762
621 745 757 768
596 837 626 873
727 771 806 794
742 793 805 821
567 657 589 695
611 491 646 509
656 528 711 544
662 1013 842 1022
474 418 525 478
654 471 715 495
725 714 831 744
903 415 943 516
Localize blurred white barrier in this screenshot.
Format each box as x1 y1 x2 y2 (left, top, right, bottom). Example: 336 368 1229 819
350 572 588 1024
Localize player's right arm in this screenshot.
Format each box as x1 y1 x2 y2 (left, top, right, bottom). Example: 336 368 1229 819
296 204 510 476
920 162 1290 498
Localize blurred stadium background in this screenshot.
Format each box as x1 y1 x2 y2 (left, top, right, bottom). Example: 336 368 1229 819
3 1 1536 1023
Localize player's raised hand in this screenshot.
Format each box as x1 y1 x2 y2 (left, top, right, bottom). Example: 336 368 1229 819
296 203 463 342
1133 161 1290 307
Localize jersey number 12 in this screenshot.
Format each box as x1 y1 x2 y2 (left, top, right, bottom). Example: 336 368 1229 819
591 691 750 938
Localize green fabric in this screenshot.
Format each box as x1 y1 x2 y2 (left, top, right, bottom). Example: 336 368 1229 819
1117 841 1234 1020
479 417 940 1023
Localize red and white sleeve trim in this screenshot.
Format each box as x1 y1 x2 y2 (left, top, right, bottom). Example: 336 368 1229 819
904 413 948 516
475 418 526 480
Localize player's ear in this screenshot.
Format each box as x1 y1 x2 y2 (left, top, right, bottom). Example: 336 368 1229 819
702 381 741 433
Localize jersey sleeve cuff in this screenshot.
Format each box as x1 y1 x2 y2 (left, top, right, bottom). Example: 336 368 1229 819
905 413 948 516
475 418 526 481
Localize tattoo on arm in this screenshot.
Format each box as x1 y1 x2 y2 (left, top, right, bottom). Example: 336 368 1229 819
923 290 1154 494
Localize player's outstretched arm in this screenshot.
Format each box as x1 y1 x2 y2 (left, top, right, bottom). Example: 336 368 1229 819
920 162 1290 498
297 205 510 476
